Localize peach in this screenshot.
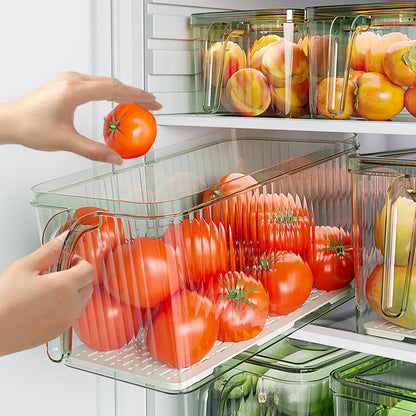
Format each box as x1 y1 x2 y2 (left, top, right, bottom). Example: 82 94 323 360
261 39 308 87
205 40 246 87
404 86 416 117
348 31 379 71
384 40 416 86
349 70 366 116
271 77 309 117
298 36 309 57
315 77 355 120
365 32 409 74
248 35 282 71
225 68 271 116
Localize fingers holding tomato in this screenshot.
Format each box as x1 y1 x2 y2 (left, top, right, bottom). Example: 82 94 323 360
103 103 157 159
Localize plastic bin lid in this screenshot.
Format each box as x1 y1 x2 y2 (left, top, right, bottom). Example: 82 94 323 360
306 1 416 20
243 338 358 378
349 148 416 176
190 8 305 26
331 356 416 406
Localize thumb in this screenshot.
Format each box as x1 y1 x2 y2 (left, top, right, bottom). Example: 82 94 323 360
26 233 67 273
63 132 123 165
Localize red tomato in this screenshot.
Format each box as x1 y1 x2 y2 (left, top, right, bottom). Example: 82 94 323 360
73 285 142 352
214 271 269 342
253 192 310 256
202 173 257 202
65 207 125 285
104 237 183 308
307 225 354 291
146 289 219 369
256 251 313 316
162 218 228 288
103 103 157 159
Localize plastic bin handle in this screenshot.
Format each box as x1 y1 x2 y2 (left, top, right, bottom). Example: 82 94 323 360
44 211 102 362
326 15 371 117
202 22 245 113
381 176 416 319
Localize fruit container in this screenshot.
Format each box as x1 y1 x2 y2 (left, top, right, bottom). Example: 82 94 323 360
190 9 309 118
306 1 416 122
331 355 416 415
349 149 416 339
31 129 357 393
199 337 366 416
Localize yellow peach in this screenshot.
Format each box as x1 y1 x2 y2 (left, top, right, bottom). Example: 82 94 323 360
262 39 308 87
225 68 271 116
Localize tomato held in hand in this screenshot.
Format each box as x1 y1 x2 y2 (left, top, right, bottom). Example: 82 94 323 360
104 237 183 308
146 289 219 369
103 103 157 159
255 251 313 316
73 285 142 352
307 225 354 291
214 271 269 342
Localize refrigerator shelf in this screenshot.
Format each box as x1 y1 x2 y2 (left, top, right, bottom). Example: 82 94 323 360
364 318 416 342
66 286 351 392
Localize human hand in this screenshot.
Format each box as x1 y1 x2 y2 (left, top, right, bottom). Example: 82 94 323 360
0 234 94 356
0 71 162 165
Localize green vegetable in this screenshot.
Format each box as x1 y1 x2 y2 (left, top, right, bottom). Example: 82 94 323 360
388 399 416 415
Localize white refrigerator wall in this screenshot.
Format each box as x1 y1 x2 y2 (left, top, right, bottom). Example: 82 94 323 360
0 1 147 415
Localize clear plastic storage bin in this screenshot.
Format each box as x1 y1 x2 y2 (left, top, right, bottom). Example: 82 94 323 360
202 337 365 416
349 149 416 339
190 9 308 117
31 130 357 393
306 1 416 122
331 355 416 415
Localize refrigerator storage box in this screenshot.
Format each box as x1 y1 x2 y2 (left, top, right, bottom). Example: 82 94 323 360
198 337 366 416
190 9 309 118
330 355 416 415
306 1 416 122
349 149 416 339
31 129 357 393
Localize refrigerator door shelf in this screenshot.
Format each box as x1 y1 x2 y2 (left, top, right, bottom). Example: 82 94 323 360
65 286 352 393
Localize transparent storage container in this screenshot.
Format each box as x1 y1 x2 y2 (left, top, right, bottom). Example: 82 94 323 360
331 355 416 415
306 1 416 122
197 337 365 416
349 149 416 339
31 129 358 393
190 9 309 118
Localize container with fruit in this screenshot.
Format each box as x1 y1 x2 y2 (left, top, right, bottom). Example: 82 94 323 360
190 9 309 118
307 2 416 122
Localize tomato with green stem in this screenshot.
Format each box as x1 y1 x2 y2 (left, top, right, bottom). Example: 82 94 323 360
252 250 313 316
253 192 310 255
306 225 354 291
103 103 157 159
146 289 219 369
214 271 269 342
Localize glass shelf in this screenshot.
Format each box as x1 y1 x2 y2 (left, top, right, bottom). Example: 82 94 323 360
156 114 416 136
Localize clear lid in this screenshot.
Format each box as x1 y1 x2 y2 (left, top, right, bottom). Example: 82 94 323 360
331 356 416 405
242 338 358 377
306 1 416 21
190 9 306 27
